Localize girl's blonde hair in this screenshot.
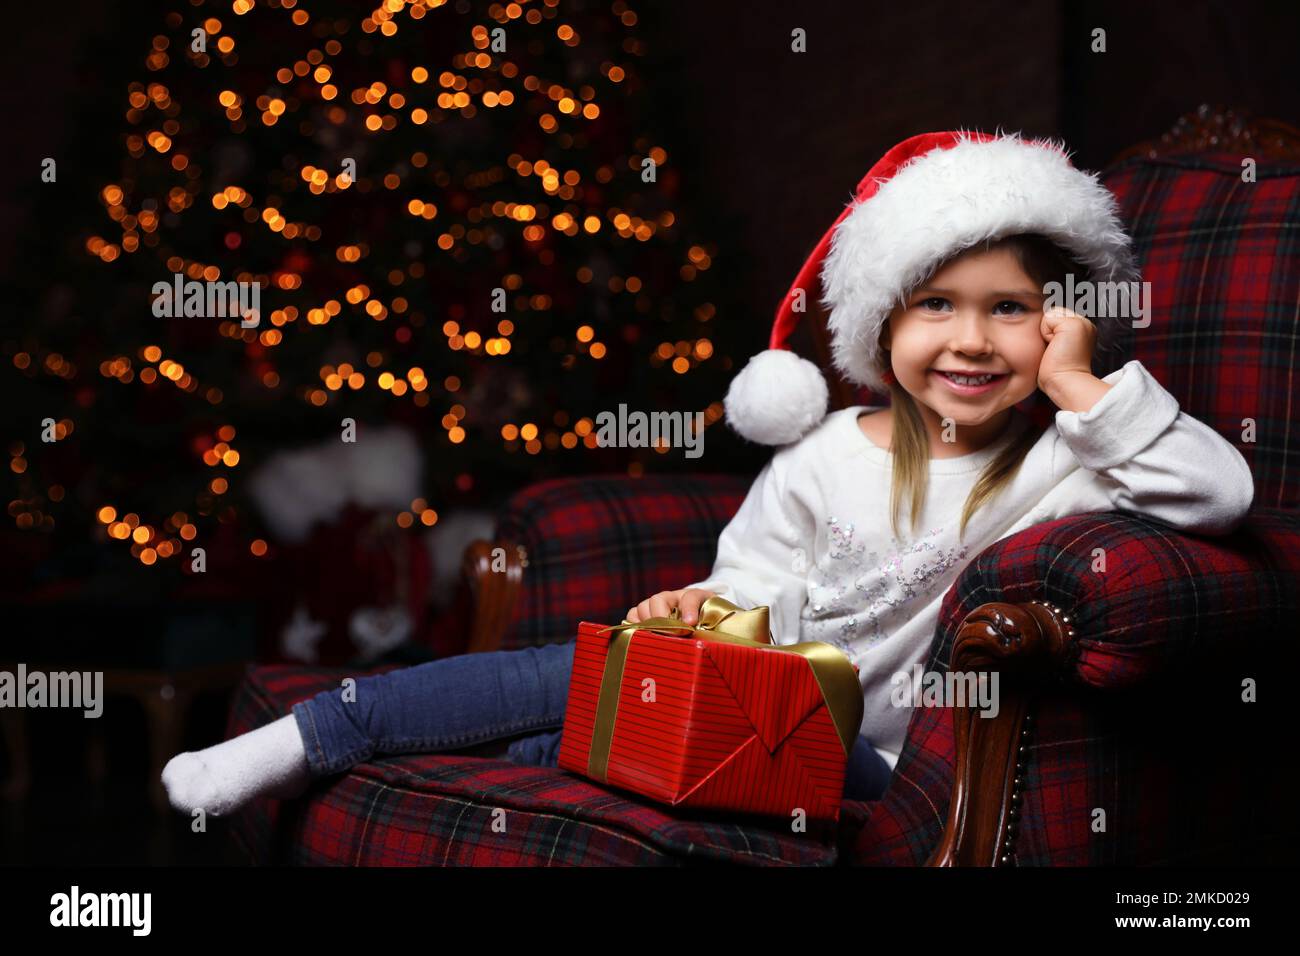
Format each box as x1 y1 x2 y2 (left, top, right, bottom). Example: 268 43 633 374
883 233 1091 542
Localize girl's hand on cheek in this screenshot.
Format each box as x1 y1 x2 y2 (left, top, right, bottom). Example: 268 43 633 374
1037 306 1115 413
1037 306 1097 394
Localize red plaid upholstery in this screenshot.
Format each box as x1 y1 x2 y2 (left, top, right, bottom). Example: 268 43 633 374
1100 151 1300 509
228 147 1300 865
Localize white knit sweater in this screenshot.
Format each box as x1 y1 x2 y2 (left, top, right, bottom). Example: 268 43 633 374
684 360 1255 770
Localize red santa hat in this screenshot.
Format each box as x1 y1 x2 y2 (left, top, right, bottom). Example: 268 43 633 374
723 129 1139 446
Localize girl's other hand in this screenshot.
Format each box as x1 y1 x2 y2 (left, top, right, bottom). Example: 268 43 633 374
625 588 717 626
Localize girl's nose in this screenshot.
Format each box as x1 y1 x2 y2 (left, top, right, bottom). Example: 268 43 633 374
947 311 996 354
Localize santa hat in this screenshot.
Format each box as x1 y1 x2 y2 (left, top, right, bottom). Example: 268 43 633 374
723 129 1139 446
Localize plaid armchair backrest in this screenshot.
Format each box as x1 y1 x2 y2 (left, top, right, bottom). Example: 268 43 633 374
1100 152 1300 510
495 473 751 649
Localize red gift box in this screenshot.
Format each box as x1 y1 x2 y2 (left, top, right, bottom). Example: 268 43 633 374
557 598 863 822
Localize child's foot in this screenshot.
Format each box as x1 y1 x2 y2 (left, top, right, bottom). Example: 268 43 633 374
161 713 311 817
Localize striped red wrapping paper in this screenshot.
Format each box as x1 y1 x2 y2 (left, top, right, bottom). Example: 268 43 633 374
558 620 853 822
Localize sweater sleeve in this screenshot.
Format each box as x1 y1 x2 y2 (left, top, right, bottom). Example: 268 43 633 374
1046 359 1254 534
679 451 814 644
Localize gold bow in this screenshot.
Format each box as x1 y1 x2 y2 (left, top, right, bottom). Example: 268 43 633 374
586 596 864 782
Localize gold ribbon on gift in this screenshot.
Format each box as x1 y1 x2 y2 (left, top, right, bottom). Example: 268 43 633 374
586 596 864 783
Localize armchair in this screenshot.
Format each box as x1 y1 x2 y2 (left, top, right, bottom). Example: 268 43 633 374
227 107 1300 865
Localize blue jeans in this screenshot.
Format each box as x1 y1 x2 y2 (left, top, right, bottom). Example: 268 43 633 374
290 639 893 802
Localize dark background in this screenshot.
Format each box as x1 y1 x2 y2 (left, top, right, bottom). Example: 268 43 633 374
0 0 1296 864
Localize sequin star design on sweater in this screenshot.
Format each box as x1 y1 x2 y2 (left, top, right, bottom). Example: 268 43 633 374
807 519 973 652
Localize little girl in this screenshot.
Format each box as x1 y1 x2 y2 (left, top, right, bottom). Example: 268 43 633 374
162 130 1255 818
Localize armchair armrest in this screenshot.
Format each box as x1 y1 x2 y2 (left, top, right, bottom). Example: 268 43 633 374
842 509 1289 868
952 508 1298 690
930 508 1298 866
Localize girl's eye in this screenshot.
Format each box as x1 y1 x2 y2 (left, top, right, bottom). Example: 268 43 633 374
920 297 949 311
993 300 1027 315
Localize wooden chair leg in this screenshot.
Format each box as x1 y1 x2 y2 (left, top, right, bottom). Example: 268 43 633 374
927 599 1073 866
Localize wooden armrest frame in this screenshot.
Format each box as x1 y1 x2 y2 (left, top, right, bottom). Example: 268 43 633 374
926 599 1074 867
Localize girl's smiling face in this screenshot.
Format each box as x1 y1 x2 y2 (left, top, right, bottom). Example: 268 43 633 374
881 244 1047 453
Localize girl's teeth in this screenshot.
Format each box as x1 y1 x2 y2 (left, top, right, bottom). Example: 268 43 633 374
941 372 995 385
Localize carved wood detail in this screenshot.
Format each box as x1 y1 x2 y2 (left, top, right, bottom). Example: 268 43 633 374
926 599 1074 866
1109 104 1300 164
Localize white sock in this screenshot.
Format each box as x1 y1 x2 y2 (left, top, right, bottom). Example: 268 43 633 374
161 713 311 817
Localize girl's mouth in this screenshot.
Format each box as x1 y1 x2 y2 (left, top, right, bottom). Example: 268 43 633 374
930 369 1008 395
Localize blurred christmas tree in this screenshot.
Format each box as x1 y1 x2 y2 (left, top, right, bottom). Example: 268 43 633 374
3 0 748 586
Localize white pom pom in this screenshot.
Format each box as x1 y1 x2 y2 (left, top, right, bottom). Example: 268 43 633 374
723 349 829 445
